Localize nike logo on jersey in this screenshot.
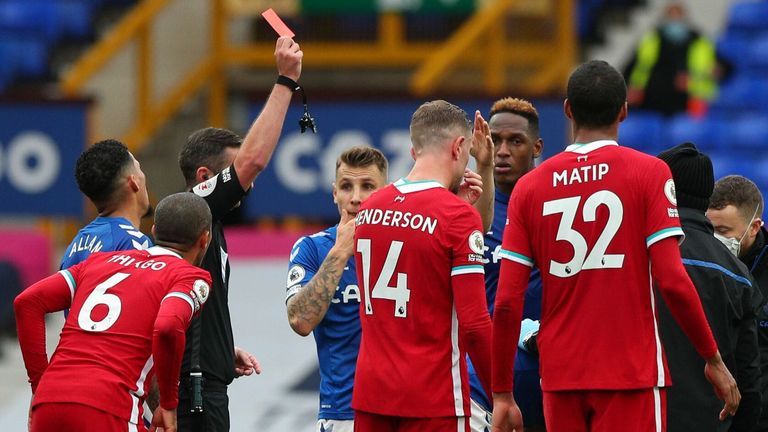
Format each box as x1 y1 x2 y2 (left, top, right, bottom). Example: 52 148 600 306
394 196 405 203
320 423 334 432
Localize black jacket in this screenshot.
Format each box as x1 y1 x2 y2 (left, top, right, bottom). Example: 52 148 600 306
658 208 762 432
742 226 768 432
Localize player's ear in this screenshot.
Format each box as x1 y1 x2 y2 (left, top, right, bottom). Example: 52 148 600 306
452 136 464 160
332 182 338 204
534 138 544 159
410 146 416 161
127 174 140 193
563 99 573 120
151 225 157 238
617 102 628 123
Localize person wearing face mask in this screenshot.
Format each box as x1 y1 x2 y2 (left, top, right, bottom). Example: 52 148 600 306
657 144 762 432
624 1 721 117
708 174 768 431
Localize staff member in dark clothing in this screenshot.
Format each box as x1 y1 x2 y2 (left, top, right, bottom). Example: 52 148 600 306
708 174 768 431
657 143 762 432
176 36 303 431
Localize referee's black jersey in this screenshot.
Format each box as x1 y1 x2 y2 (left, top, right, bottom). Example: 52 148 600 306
181 164 247 386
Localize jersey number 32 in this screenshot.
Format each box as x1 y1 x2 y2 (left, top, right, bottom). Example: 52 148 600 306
543 190 625 278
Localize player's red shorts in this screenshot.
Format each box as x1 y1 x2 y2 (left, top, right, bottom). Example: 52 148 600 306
543 387 666 432
354 410 470 432
31 402 145 432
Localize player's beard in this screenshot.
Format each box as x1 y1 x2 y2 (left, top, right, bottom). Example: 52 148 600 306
449 175 462 194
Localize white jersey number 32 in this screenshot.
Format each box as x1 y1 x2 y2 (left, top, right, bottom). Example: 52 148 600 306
357 239 411 318
543 190 625 278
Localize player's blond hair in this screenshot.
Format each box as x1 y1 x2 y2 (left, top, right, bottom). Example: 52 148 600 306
489 97 540 137
409 100 470 152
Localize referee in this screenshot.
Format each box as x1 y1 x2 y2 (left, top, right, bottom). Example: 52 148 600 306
176 36 303 431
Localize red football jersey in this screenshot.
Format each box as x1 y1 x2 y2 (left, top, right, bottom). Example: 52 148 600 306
31 247 211 424
501 141 684 391
352 179 491 418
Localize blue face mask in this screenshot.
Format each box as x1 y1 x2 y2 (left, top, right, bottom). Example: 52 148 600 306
662 21 689 43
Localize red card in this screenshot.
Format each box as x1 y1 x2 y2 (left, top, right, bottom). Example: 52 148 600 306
261 8 295 38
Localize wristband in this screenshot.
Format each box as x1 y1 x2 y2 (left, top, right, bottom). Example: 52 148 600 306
276 75 316 133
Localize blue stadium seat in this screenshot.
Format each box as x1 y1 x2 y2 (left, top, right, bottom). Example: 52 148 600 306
54 0 95 39
748 34 768 73
717 32 752 71
0 34 48 77
0 1 59 41
664 114 726 152
727 1 768 33
730 115 768 151
708 151 740 181
619 111 664 153
710 76 768 113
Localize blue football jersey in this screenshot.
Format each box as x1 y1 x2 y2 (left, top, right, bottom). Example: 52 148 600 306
286 226 361 420
60 216 153 269
468 190 543 418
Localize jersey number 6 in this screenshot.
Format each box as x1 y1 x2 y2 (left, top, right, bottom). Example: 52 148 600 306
357 239 411 318
78 272 130 332
543 190 625 278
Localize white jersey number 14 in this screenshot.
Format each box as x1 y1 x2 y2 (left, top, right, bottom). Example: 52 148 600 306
357 239 411 318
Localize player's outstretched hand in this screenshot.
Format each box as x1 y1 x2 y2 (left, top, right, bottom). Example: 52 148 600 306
234 346 262 377
470 110 493 168
332 209 356 260
704 351 740 420
457 168 483 205
492 392 523 432
149 406 177 432
275 36 302 81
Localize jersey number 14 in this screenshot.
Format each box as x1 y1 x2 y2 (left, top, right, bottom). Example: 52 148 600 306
357 239 411 318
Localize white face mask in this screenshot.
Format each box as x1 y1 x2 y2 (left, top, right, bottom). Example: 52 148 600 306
713 205 760 257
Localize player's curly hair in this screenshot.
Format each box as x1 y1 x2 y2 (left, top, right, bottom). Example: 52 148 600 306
567 60 626 129
75 139 133 211
489 97 540 137
709 175 764 222
336 146 388 178
179 127 243 188
154 192 212 249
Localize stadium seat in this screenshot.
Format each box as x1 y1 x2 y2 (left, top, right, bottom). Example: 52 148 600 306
710 76 768 113
708 152 733 180
727 1 768 33
54 0 95 39
0 1 59 41
619 111 664 153
729 115 768 151
0 34 49 77
717 32 752 71
664 114 726 152
747 34 768 73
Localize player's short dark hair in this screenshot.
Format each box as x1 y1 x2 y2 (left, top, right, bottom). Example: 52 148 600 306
489 97 540 138
336 146 388 178
153 192 212 249
566 60 627 129
709 175 764 222
410 100 471 151
75 139 133 211
179 127 242 188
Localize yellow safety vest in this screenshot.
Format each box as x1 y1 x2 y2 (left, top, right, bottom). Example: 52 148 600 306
628 31 717 101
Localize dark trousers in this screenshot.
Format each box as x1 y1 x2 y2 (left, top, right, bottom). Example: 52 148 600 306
177 379 230 432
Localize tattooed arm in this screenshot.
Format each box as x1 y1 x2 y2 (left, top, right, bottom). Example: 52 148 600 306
287 210 356 336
